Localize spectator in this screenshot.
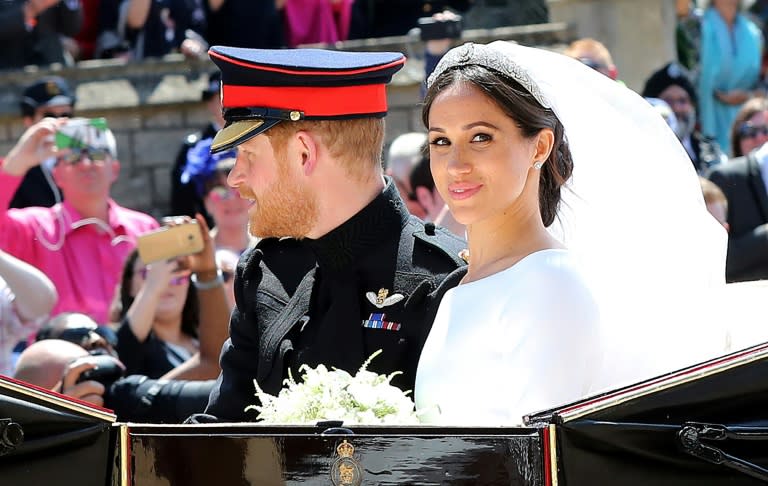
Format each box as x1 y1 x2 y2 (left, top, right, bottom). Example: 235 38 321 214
698 0 764 154
182 155 254 254
385 132 429 220
700 176 729 231
564 38 618 81
707 139 768 282
729 96 768 158
112 215 230 380
642 62 727 173
281 0 352 47
11 76 76 209
14 339 115 406
69 0 101 60
0 249 57 376
0 118 159 324
0 0 83 70
170 71 224 227
98 0 207 60
204 0 283 49
349 0 471 39
676 0 703 78
36 312 118 357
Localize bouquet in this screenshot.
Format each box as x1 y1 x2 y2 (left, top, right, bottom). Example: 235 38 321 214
245 350 420 425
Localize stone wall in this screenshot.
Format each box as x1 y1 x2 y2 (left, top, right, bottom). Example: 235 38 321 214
0 23 573 219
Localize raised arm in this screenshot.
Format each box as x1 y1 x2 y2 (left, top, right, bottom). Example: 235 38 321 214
0 249 57 321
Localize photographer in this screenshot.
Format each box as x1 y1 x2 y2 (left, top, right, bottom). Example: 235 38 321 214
0 117 159 325
14 339 215 422
113 214 230 381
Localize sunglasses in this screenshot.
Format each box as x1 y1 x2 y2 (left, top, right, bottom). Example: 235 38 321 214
208 186 241 202
57 148 111 166
138 268 190 286
49 326 119 350
738 123 768 139
43 111 74 119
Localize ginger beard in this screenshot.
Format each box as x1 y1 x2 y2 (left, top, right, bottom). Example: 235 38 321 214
239 154 319 239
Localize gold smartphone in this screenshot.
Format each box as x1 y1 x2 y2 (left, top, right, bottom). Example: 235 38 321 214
136 221 204 264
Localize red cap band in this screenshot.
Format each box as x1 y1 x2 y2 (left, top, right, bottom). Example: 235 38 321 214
221 84 388 117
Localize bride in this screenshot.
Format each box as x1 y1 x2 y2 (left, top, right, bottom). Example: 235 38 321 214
415 41 744 425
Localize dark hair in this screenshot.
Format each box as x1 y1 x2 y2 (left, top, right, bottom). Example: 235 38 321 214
422 64 574 226
730 96 768 157
408 142 434 195
112 250 199 339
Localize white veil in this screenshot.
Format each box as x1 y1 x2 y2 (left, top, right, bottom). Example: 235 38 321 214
431 41 749 392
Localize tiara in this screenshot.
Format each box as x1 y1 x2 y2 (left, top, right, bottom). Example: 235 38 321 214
426 42 551 109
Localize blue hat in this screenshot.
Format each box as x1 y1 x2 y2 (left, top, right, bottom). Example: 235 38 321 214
181 137 237 196
20 76 76 117
208 46 406 153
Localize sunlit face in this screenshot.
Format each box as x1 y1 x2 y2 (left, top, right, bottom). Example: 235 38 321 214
52 153 119 202
427 81 539 226
130 258 189 320
204 173 252 231
227 134 319 239
738 110 768 156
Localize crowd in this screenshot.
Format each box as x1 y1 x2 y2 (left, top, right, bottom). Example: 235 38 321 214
0 0 767 427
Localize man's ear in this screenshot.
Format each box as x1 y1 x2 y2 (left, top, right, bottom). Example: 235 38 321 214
295 131 319 176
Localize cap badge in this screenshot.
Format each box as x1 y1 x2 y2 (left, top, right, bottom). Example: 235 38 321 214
45 80 61 96
366 288 404 308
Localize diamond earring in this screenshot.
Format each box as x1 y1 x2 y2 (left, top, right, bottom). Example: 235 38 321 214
533 161 544 170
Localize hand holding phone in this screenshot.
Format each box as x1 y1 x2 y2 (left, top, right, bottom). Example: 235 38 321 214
136 220 205 264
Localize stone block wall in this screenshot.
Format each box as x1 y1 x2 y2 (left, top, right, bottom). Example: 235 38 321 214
0 23 574 219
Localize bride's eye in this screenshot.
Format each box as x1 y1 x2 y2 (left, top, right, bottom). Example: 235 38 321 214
471 133 492 143
429 137 449 146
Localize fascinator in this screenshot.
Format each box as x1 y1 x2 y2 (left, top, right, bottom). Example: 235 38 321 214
180 138 237 197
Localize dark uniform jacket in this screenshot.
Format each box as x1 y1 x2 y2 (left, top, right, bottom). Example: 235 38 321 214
202 180 467 421
707 151 768 282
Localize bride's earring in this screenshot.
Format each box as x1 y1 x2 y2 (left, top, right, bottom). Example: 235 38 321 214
533 161 544 170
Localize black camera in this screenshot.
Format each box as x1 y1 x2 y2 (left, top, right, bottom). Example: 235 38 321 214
418 15 463 41
75 355 125 389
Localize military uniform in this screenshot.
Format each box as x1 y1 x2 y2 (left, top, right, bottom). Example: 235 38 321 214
204 180 466 420
186 46 467 421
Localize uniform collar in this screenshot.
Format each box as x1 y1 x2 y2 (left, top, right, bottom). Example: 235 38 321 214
304 176 410 272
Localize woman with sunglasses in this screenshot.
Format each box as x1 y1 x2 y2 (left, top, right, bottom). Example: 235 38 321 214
728 96 768 158
112 215 231 380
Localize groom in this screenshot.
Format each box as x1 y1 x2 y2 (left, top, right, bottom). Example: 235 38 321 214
195 46 467 422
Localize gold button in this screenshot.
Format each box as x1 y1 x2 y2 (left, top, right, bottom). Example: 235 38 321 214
289 111 301 121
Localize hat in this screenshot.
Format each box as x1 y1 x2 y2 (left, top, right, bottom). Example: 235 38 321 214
201 71 221 102
641 62 697 106
20 76 76 116
181 137 237 196
207 46 406 153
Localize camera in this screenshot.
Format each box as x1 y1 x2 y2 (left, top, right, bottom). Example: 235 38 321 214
418 15 463 41
75 354 125 390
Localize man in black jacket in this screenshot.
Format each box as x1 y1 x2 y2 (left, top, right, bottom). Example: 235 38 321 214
196 46 467 421
707 145 768 282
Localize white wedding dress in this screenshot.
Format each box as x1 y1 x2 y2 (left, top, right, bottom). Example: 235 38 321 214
415 249 601 425
413 41 761 426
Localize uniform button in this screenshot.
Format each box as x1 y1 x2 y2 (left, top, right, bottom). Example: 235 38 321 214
424 222 436 236
398 338 406 345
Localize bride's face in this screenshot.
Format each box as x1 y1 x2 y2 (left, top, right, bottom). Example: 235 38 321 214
427 81 540 226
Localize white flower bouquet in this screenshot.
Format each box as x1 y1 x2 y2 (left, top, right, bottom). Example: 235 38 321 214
245 350 420 425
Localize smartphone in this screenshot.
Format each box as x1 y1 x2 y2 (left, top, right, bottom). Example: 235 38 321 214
136 221 205 264
55 117 109 150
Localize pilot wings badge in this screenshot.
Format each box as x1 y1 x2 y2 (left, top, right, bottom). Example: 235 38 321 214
365 288 404 309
